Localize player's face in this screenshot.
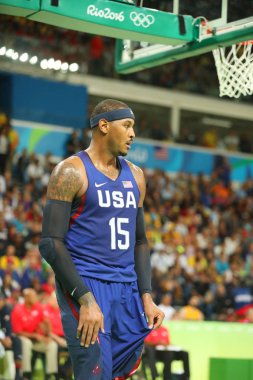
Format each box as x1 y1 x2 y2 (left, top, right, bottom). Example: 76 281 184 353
108 118 135 156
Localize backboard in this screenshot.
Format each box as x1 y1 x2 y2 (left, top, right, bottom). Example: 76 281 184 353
115 0 253 74
0 0 195 45
0 0 40 17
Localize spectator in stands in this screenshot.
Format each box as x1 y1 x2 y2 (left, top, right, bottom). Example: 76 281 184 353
239 132 252 154
201 128 219 148
176 295 204 321
151 236 176 274
158 293 176 321
0 114 10 174
88 35 105 75
65 130 80 158
212 283 233 321
25 154 44 190
0 292 22 380
0 172 7 198
245 242 253 275
150 122 168 141
11 288 58 380
215 250 229 275
41 271 56 296
43 292 66 348
24 232 41 252
0 244 21 271
241 307 253 323
42 292 73 379
211 179 230 206
0 217 11 255
0 271 21 301
230 276 253 319
79 127 91 150
6 116 19 167
144 325 190 380
14 148 29 182
176 127 197 145
21 249 45 289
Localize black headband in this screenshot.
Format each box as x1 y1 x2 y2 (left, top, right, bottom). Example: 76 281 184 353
90 108 135 128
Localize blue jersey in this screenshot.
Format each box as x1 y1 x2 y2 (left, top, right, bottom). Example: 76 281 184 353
65 151 140 282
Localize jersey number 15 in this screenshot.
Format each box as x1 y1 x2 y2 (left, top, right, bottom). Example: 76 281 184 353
109 217 130 250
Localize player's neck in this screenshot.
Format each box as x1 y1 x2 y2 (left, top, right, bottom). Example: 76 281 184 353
85 144 117 168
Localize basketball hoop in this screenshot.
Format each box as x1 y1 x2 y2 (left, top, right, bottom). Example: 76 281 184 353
212 40 253 98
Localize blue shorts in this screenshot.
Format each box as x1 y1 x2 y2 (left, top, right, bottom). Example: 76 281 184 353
56 277 151 380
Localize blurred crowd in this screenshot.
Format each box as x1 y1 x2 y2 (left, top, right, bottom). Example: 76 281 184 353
175 128 253 154
145 167 253 323
65 122 253 155
0 0 252 103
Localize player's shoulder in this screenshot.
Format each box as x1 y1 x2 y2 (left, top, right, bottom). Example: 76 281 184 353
47 154 88 200
53 154 86 177
124 159 144 178
124 159 146 196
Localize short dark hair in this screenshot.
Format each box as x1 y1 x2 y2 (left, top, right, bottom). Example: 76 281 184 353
90 99 129 119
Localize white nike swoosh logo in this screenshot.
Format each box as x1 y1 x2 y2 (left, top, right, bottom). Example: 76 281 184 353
95 182 107 188
70 287 77 296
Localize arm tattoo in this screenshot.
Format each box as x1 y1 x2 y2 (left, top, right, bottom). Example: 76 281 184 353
47 161 83 202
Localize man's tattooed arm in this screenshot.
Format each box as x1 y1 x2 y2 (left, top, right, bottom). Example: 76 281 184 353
47 160 84 202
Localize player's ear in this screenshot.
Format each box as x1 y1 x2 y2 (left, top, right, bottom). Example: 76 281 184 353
98 119 109 134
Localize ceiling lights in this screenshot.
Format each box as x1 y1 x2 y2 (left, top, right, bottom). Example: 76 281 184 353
0 45 79 73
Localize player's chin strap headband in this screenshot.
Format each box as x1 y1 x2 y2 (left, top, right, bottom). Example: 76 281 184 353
90 108 135 128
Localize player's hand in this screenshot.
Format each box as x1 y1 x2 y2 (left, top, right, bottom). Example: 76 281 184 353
77 292 105 348
142 293 165 329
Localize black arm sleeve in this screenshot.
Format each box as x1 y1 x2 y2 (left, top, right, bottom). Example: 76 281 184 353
39 200 90 302
134 207 152 295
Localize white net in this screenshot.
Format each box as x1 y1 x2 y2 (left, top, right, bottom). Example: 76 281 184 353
212 42 253 98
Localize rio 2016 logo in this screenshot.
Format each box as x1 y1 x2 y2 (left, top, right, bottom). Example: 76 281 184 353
86 5 155 28
87 5 125 21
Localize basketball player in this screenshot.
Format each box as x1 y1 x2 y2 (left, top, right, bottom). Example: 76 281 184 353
39 99 164 380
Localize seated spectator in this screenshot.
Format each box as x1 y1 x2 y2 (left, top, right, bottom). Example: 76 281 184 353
43 292 66 348
151 242 175 274
0 122 10 175
0 292 22 380
223 131 239 151
0 272 21 301
212 283 233 321
215 250 229 275
144 325 190 380
24 232 41 252
21 249 45 289
0 213 8 255
79 127 91 150
11 288 58 380
176 295 204 321
25 154 44 190
0 244 21 270
0 248 22 288
231 276 253 319
158 293 176 321
43 292 73 379
241 307 253 323
65 130 80 158
201 128 218 148
13 148 29 182
41 271 56 296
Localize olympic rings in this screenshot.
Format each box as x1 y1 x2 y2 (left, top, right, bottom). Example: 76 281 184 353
130 12 155 28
